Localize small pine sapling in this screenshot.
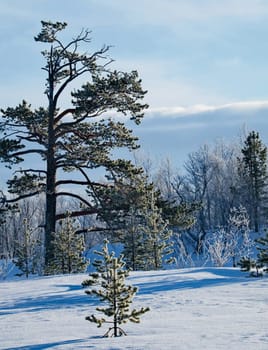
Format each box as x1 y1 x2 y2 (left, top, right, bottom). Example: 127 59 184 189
256 230 268 273
82 240 149 337
237 256 256 272
238 257 263 277
238 257 256 272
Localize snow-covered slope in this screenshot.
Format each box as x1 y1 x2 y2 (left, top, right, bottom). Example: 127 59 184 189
0 268 267 350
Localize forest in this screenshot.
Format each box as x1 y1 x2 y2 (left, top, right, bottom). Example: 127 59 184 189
1 21 268 278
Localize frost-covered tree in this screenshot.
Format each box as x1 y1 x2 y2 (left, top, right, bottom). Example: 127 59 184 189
0 20 148 267
206 228 233 267
47 213 87 274
228 206 253 267
183 142 240 252
206 206 253 267
0 195 45 267
82 240 149 337
14 218 41 278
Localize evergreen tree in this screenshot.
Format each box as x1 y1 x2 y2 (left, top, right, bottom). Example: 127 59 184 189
120 208 147 271
238 131 268 232
140 192 174 270
47 213 87 274
82 240 149 337
0 190 18 226
238 257 257 272
0 21 148 267
14 218 41 278
256 230 268 270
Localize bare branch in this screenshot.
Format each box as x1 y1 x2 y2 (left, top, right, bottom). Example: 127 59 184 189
56 191 92 207
75 227 111 235
54 108 76 124
15 169 47 175
55 110 103 135
11 149 46 158
55 179 90 187
5 190 44 203
56 208 99 221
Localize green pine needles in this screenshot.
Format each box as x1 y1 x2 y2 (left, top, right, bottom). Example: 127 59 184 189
47 213 88 275
239 229 268 277
139 198 174 270
121 190 174 271
82 240 149 337
256 230 268 270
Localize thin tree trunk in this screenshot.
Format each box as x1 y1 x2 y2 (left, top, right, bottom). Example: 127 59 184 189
112 259 118 337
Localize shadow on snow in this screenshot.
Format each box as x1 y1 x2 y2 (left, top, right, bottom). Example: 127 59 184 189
4 338 93 350
0 283 97 316
1 268 260 317
135 268 258 295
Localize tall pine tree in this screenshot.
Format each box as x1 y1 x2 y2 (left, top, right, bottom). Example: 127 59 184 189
0 21 148 267
238 131 268 232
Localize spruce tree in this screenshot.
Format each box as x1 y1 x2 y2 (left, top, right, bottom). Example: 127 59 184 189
82 240 149 337
256 231 268 270
120 208 147 271
47 213 87 274
238 131 268 232
140 192 174 270
238 257 257 272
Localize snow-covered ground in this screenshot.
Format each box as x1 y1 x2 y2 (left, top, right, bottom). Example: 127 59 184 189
0 267 267 350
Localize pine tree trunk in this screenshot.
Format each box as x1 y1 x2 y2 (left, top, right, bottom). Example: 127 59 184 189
253 184 259 232
45 79 57 267
45 190 56 266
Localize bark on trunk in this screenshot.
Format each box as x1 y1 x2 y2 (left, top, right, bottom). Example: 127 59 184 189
45 73 57 267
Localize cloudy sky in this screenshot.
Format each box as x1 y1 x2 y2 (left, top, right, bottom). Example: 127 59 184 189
1 0 268 171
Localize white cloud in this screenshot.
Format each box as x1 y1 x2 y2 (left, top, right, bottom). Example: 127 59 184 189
131 98 268 167
147 100 268 117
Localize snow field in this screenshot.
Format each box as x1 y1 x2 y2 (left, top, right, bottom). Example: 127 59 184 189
0 267 267 349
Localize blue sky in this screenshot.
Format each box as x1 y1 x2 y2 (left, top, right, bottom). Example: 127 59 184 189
1 0 268 172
